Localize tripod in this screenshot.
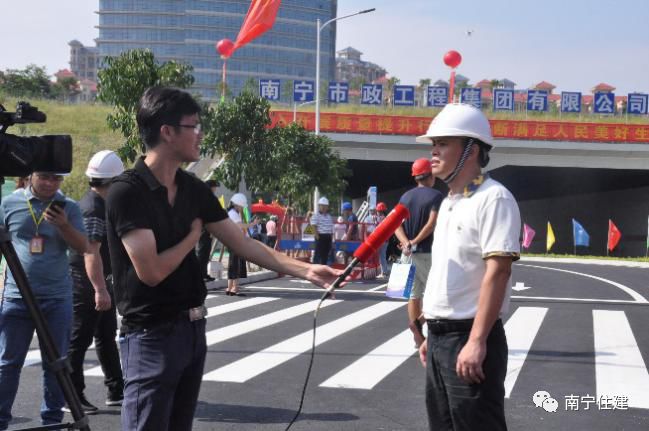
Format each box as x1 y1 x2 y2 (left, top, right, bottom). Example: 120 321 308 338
0 189 90 430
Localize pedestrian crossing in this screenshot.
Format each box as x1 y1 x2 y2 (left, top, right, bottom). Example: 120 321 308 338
21 293 649 409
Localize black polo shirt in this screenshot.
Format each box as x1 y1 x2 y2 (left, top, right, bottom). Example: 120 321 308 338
106 157 227 332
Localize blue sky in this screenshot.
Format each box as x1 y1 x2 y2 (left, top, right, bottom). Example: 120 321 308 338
1 0 647 95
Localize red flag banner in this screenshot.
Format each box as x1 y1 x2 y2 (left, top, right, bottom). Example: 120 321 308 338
233 0 282 51
608 219 622 251
269 111 649 144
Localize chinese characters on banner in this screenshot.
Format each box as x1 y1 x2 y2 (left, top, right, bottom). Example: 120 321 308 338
460 88 482 108
561 92 582 113
493 89 515 111
259 80 648 118
527 90 549 112
293 80 314 102
393 85 415 106
361 84 383 105
427 86 448 107
269 111 649 144
259 79 280 101
328 82 349 103
627 93 648 115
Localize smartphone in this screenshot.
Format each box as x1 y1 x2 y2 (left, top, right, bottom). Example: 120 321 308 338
50 201 66 211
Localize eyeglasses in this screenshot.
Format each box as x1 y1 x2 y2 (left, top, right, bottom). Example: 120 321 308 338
35 173 64 182
176 123 202 135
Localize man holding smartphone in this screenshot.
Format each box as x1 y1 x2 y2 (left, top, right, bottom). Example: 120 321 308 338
0 171 87 430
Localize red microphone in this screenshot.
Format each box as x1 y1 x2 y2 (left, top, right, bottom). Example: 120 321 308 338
354 204 410 262
323 204 409 296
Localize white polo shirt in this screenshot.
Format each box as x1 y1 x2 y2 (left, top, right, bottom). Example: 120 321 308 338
423 175 521 320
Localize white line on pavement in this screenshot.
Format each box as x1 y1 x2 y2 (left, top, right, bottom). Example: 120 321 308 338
203 301 405 383
593 310 649 409
504 307 548 398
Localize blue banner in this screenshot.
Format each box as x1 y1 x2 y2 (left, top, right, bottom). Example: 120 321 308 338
460 88 482 108
259 79 280 101
361 84 383 105
493 89 515 111
328 82 349 103
293 80 315 102
427 86 448 107
561 92 582 113
593 92 615 114
393 85 415 106
627 93 648 115
527 90 549 112
572 219 590 247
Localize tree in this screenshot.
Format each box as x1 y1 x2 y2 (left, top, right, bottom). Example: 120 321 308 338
97 49 194 161
490 79 502 90
201 91 348 209
51 76 79 102
201 90 274 192
385 76 400 105
1 65 53 99
267 123 348 211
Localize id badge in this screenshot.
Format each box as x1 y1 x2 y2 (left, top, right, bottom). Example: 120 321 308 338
30 236 44 254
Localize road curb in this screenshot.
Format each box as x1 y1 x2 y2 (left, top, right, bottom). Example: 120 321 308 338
519 256 649 268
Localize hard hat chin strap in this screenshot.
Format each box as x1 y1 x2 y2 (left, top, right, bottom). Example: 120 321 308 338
443 138 474 184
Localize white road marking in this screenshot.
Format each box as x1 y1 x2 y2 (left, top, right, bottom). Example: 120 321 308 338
203 301 405 383
517 264 647 303
504 307 548 398
319 328 416 389
593 310 649 409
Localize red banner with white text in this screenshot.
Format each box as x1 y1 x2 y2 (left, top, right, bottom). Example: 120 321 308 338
269 111 649 143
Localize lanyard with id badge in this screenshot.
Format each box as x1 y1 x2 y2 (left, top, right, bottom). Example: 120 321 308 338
25 191 62 254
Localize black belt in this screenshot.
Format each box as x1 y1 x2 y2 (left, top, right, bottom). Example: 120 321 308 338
426 318 475 334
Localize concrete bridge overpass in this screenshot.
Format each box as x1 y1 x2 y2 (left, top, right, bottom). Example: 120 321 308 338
269 111 649 256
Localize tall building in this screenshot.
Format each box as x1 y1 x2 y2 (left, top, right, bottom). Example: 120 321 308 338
335 47 386 83
69 40 99 81
96 0 337 101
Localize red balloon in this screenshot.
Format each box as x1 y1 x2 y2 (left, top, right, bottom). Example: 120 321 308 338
443 50 462 68
216 38 234 58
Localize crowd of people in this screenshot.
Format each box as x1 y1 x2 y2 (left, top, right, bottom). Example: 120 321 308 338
0 87 520 431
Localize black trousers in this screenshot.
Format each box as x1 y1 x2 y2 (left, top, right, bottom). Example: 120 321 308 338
196 229 213 278
313 234 332 265
67 269 124 398
425 319 508 431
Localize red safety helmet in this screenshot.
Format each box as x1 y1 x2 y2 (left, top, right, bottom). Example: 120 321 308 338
376 202 387 212
411 158 432 177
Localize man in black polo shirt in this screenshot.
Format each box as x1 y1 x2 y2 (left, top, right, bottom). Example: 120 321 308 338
106 86 342 431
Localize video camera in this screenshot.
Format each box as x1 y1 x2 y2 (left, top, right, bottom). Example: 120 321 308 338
0 101 72 177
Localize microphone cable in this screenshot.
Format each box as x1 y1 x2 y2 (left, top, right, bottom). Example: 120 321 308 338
283 204 410 431
284 258 359 431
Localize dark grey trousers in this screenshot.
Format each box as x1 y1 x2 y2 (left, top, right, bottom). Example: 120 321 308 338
425 319 508 431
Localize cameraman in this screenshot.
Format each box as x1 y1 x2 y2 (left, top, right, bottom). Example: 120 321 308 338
0 171 87 429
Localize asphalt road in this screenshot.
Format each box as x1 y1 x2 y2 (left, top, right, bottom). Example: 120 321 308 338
5 259 649 430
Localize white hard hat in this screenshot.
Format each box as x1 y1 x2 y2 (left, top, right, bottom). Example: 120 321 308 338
85 150 125 179
318 197 329 206
230 193 247 207
416 103 494 147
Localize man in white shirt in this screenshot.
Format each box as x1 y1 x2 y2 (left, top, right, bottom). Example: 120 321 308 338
417 104 521 431
310 197 334 265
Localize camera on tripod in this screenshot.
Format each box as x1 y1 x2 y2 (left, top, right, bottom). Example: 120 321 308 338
0 101 72 177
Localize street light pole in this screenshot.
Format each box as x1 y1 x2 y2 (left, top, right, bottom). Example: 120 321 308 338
315 8 376 135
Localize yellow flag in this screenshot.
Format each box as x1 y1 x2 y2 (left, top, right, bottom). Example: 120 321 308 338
218 195 226 209
546 221 556 252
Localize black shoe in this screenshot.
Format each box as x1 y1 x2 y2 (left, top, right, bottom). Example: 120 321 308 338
105 393 123 407
63 394 99 415
203 275 215 282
